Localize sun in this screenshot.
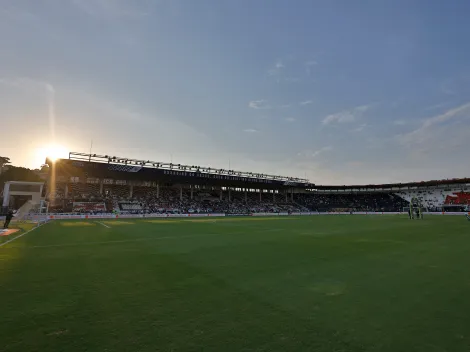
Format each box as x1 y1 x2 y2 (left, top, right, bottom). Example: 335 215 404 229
36 144 68 163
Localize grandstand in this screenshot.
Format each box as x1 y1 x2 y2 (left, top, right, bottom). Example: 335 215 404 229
38 152 470 215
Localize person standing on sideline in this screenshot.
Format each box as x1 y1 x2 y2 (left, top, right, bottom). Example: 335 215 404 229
3 210 14 229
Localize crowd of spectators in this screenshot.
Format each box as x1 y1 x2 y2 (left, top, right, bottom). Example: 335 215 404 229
44 183 468 215
295 193 408 212
44 184 309 214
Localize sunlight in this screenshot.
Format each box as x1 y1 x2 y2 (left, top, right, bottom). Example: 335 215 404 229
36 144 68 164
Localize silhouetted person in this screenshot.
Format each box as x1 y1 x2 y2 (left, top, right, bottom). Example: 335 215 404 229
3 210 14 229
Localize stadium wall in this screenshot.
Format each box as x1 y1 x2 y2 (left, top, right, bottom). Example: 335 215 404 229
4 211 463 220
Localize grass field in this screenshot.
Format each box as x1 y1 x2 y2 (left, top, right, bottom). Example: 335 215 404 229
1 215 470 352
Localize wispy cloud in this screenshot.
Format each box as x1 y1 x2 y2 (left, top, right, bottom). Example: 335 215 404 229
351 123 367 132
267 59 284 78
424 102 450 111
297 146 332 159
243 128 258 133
399 102 470 145
300 100 313 106
419 102 470 130
392 120 407 125
322 104 372 125
285 117 296 122
248 100 271 110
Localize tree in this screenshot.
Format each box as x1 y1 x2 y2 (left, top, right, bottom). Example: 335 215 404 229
0 166 42 190
40 164 50 173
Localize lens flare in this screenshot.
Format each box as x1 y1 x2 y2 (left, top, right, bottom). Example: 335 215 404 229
36 144 68 163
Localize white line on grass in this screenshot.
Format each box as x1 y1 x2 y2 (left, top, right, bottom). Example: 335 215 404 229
97 221 111 228
0 226 287 250
0 222 46 248
7 233 224 249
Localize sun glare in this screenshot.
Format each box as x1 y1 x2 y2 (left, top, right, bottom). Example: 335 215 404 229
36 144 68 164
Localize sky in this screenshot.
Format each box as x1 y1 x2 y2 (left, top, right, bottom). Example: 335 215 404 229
1 0 470 185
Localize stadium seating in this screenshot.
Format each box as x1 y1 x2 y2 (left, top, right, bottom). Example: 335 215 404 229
295 193 408 212
444 192 470 205
45 181 468 215
395 189 459 210
72 202 107 213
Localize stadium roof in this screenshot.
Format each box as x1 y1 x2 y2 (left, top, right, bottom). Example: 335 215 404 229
63 152 310 185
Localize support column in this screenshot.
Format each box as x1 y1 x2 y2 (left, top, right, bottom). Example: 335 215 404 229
2 183 10 207
180 186 183 201
65 184 69 199
273 191 275 203
259 190 262 202
99 181 103 195
245 189 247 202
229 188 231 201
285 190 288 202
156 183 160 199
129 185 133 198
190 186 194 200
220 190 223 200
291 189 294 202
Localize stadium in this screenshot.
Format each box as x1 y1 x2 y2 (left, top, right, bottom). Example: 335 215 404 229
1 151 470 351
3 1 470 351
2 151 470 218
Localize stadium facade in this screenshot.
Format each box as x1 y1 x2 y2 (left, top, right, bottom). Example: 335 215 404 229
33 152 468 215
2 151 469 216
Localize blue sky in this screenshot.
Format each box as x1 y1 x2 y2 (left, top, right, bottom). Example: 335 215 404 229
1 0 470 185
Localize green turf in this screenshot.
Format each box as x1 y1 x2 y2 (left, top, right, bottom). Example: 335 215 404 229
1 216 470 351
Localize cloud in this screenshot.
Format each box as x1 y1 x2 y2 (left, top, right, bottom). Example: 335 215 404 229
297 146 332 159
322 104 372 125
424 102 450 111
323 111 355 125
351 123 367 132
300 100 313 106
297 146 333 159
243 128 258 133
268 59 284 77
399 102 470 145
285 117 296 122
248 100 271 110
392 120 407 125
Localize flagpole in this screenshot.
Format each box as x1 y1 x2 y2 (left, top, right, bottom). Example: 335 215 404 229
89 140 93 162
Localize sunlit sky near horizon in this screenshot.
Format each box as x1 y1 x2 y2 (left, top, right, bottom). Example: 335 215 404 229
1 0 470 185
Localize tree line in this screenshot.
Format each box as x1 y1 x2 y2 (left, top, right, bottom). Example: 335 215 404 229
0 156 47 191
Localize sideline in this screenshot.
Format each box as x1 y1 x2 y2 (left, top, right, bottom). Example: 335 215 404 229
97 221 111 228
0 222 46 248
4 232 224 249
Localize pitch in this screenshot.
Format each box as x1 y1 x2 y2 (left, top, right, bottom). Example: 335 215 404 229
1 216 470 352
